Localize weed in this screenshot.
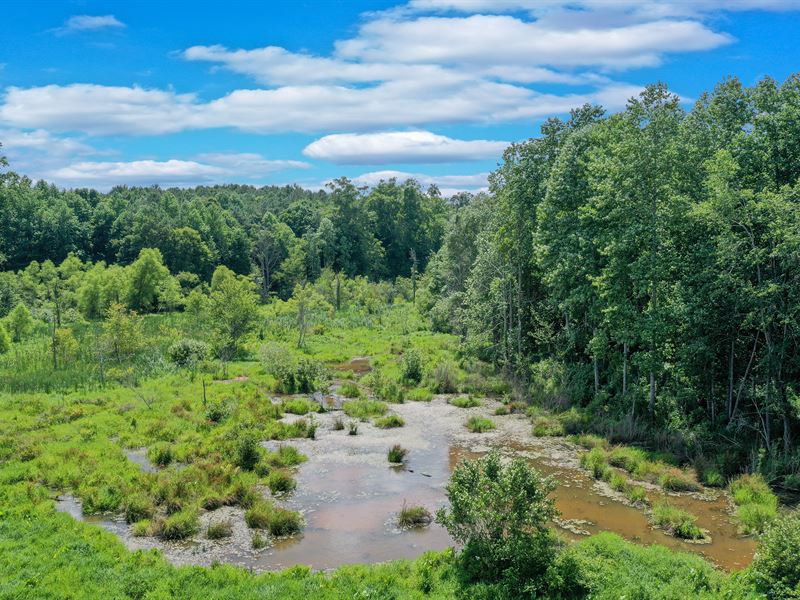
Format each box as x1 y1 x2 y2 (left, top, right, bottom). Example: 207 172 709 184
375 414 405 428
449 396 480 408
339 381 362 398
406 387 433 402
651 503 704 540
267 470 296 495
388 444 408 463
343 399 387 419
465 416 494 433
207 520 233 540
347 421 359 435
398 502 433 528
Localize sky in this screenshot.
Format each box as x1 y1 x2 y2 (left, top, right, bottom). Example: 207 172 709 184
1 0 799 195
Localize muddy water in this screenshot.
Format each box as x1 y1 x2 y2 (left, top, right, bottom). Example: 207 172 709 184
56 395 756 573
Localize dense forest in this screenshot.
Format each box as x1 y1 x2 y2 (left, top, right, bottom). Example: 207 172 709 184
2 75 800 599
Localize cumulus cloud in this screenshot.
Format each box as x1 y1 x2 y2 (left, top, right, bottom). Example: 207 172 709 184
39 153 309 190
0 81 643 135
303 131 508 164
57 15 125 34
348 169 489 195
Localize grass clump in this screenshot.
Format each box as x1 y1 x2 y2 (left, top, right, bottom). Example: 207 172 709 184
449 396 481 409
147 442 174 467
465 415 495 433
131 520 151 537
430 361 459 393
267 470 296 495
581 448 611 480
494 405 510 415
343 398 387 419
251 531 268 549
626 485 649 505
651 503 704 540
245 501 273 529
532 415 564 437
729 473 778 534
207 520 233 540
347 421 359 435
280 398 320 415
406 387 433 402
158 508 200 540
332 416 345 430
388 444 408 463
571 434 609 450
123 494 154 524
375 414 405 428
339 381 362 398
658 470 701 492
398 502 433 528
267 507 303 536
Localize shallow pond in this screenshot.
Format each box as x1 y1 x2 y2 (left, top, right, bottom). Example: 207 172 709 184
56 395 757 572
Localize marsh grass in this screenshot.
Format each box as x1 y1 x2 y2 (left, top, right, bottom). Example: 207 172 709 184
375 414 405 428
207 520 233 539
465 416 494 433
449 396 480 409
267 470 296 494
343 399 387 420
729 474 778 534
405 387 433 402
651 503 704 540
388 444 408 463
398 501 432 528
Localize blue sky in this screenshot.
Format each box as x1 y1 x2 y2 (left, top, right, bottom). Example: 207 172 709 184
1 0 799 194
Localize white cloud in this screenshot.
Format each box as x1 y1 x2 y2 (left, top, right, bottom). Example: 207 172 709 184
303 131 508 164
58 15 125 33
38 153 309 190
0 128 96 156
348 169 489 195
0 81 643 135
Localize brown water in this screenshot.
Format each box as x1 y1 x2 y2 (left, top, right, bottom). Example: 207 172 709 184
56 395 757 573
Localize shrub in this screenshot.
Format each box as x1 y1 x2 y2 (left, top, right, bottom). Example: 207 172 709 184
234 431 262 471
167 338 209 367
406 387 433 402
751 510 800 598
651 503 704 540
147 442 174 468
400 348 423 383
343 399 387 420
207 520 233 540
267 470 296 494
431 361 459 393
532 416 564 437
263 344 325 393
730 473 779 534
0 325 10 354
398 502 433 528
465 416 495 433
205 400 229 423
581 448 610 480
450 396 481 409
436 451 559 596
375 414 405 428
388 444 408 463
159 509 199 540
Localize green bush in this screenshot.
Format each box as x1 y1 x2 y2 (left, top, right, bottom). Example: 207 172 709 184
388 444 408 463
167 338 209 367
450 396 481 408
245 502 273 529
400 348 423 384
751 510 800 598
738 503 778 535
436 451 559 596
375 414 405 428
431 361 459 393
730 473 779 534
651 503 704 540
234 431 262 471
465 416 495 433
264 345 325 393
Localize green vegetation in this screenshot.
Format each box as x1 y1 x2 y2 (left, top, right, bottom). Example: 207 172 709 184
375 414 405 428
465 416 494 433
405 387 433 402
397 503 433 528
751 510 800 598
651 503 705 540
280 397 321 415
207 520 233 540
449 395 480 408
388 444 408 464
338 381 362 398
343 398 388 420
730 474 779 534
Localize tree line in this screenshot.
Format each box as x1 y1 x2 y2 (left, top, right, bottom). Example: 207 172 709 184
425 75 800 484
